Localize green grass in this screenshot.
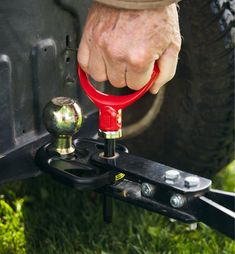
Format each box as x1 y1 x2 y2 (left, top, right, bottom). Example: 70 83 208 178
0 162 234 254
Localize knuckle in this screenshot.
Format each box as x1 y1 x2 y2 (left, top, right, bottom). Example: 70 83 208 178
127 82 145 91
128 50 151 71
106 45 124 61
109 78 126 88
133 59 147 71
108 70 126 88
77 58 88 71
93 74 107 82
112 82 126 88
93 33 106 48
127 75 150 90
89 71 106 82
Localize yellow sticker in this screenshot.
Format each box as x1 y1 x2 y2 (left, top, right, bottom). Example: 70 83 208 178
115 173 125 182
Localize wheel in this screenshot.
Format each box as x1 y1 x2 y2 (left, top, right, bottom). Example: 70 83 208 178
123 0 234 177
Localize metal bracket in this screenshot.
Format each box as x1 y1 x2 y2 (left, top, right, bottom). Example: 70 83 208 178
35 138 235 239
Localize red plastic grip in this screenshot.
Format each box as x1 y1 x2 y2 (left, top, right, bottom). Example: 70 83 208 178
78 64 159 132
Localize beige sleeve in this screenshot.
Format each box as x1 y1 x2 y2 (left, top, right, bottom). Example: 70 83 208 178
94 0 181 9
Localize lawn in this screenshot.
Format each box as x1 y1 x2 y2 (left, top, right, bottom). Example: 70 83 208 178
0 161 234 254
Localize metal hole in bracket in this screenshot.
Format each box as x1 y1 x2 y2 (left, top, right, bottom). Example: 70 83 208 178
99 152 119 160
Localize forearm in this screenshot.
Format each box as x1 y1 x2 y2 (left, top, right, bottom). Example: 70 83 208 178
94 0 181 10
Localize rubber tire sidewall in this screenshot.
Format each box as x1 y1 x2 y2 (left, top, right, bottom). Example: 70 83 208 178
124 0 234 177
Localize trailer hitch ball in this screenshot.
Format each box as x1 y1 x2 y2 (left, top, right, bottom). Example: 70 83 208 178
42 97 83 155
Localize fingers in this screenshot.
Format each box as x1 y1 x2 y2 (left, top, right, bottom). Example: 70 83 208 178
106 62 126 88
88 46 107 82
104 51 156 90
150 44 180 94
78 37 108 82
78 36 179 93
77 36 90 72
126 61 156 90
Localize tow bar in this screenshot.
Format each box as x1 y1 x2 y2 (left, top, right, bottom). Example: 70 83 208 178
35 65 235 239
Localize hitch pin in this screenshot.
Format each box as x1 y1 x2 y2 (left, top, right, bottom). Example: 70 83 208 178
99 129 122 159
104 139 116 158
78 64 159 223
78 63 159 159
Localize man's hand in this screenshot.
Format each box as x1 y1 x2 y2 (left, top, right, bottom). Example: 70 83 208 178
78 2 181 94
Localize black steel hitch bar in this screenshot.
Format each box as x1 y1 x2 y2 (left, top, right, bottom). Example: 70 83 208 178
35 138 235 239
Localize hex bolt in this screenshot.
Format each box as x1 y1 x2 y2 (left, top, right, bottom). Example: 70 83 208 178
165 169 180 181
170 194 185 208
184 176 200 188
141 183 155 198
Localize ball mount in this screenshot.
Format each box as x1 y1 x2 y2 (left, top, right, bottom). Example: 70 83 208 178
35 65 235 239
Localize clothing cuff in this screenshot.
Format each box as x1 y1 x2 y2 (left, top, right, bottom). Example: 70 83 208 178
94 0 181 10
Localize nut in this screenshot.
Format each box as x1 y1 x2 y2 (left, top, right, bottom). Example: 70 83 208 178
165 169 180 181
141 183 155 198
170 194 185 208
184 176 200 188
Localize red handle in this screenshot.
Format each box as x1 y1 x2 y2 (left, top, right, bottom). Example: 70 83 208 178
78 64 159 132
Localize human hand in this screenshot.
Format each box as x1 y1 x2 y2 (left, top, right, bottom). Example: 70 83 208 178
78 2 181 94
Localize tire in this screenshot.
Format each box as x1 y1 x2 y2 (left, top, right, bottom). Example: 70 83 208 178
123 0 235 177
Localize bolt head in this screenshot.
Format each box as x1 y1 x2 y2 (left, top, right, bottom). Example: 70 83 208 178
141 183 155 198
165 169 180 181
43 97 82 137
184 176 200 188
170 194 185 208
